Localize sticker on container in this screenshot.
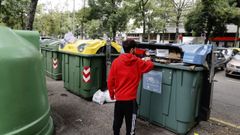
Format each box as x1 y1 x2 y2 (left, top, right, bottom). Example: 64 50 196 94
143 71 162 94
83 66 91 83
53 58 58 69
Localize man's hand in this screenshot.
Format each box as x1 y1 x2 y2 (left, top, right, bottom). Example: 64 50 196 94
145 50 150 56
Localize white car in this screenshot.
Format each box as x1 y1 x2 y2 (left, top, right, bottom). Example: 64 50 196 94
225 53 240 77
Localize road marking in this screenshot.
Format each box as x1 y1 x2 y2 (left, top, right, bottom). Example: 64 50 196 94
209 117 240 129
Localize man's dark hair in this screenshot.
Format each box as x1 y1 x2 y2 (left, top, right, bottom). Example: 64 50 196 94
122 39 137 53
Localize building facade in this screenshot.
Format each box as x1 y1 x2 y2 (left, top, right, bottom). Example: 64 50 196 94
126 24 240 47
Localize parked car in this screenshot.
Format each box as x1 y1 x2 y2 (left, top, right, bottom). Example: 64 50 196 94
217 47 233 63
232 48 240 55
225 53 240 77
214 51 226 70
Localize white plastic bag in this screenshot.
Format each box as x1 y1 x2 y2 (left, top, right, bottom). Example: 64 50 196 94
63 32 77 43
92 90 105 105
104 90 116 103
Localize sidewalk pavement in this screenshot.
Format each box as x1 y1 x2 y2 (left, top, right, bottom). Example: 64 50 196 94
46 77 240 135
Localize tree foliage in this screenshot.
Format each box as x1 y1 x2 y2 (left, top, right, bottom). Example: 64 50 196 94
125 0 151 36
33 5 71 37
228 0 240 25
169 0 193 39
146 0 173 34
85 19 102 39
88 0 129 40
2 0 238 41
125 0 173 41
185 0 235 43
0 0 38 30
76 7 92 24
0 0 30 29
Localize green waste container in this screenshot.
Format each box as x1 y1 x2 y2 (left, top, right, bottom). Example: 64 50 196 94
137 63 204 135
136 42 214 134
41 40 62 80
61 53 105 98
59 39 121 98
0 27 53 135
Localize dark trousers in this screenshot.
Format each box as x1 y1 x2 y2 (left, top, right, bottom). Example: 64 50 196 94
113 100 138 135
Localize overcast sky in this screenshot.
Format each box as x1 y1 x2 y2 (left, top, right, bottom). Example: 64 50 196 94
38 0 85 12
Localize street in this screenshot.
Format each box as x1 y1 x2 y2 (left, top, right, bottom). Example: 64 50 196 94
47 70 240 135
211 71 240 126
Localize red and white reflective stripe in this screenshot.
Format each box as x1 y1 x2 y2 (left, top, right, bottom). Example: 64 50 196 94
53 58 58 69
83 66 91 83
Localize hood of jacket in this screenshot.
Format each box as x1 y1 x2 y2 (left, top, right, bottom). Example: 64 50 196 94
118 53 138 66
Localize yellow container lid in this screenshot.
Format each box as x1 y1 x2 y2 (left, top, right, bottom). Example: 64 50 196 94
59 39 122 55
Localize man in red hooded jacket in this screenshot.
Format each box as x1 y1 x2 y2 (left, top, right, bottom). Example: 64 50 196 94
108 39 154 135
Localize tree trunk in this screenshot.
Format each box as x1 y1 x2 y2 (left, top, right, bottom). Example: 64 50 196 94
20 12 25 29
112 26 116 41
204 19 213 44
26 0 38 30
141 0 146 41
142 10 146 40
235 25 239 47
110 0 116 41
81 21 84 39
175 15 180 42
205 29 211 44
143 15 145 34
81 0 86 39
0 0 2 15
162 30 165 43
237 1 240 47
148 33 150 42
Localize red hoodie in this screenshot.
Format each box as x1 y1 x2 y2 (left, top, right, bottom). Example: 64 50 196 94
107 53 154 101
